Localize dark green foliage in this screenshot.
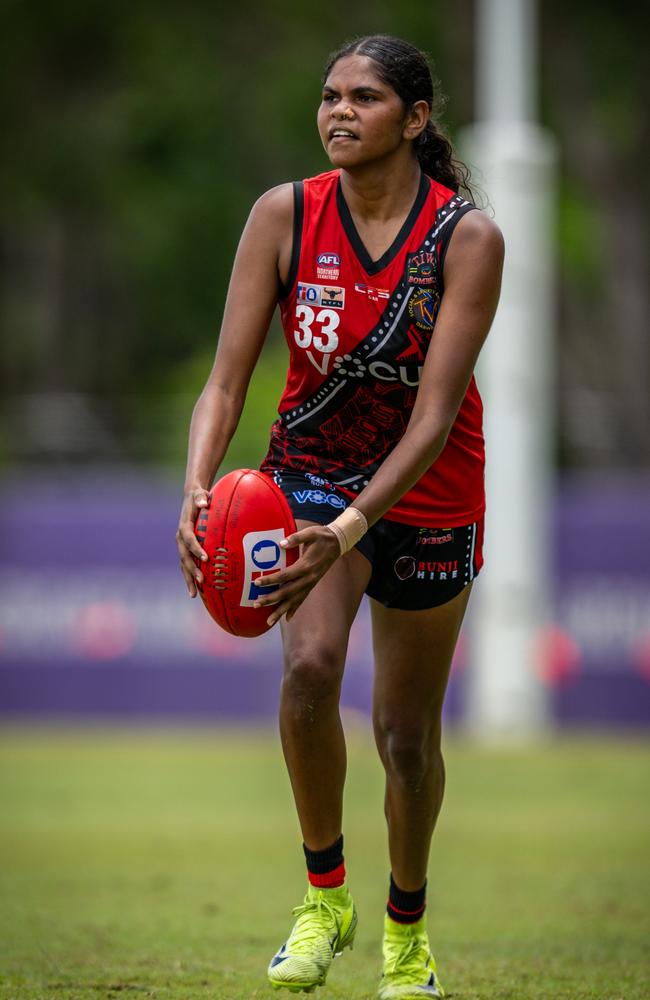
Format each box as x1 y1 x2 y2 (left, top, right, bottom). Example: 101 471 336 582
0 2 469 466
1 2 648 468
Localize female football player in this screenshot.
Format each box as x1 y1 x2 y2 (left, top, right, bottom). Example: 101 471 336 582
177 34 503 1000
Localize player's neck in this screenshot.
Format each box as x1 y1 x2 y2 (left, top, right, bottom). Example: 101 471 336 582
339 156 422 224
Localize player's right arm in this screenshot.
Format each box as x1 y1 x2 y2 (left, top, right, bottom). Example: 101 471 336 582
177 183 294 597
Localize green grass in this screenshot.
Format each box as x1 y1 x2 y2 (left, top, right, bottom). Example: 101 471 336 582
0 726 648 1000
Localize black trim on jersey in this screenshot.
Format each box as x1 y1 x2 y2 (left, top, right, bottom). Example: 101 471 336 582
437 202 477 290
279 181 304 300
265 191 472 492
336 172 430 276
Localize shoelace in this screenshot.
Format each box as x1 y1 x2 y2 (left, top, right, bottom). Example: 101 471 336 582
289 894 340 952
385 933 425 978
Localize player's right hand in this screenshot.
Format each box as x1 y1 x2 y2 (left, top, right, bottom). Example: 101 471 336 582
176 487 210 597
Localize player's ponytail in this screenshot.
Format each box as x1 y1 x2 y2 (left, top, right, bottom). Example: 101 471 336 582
414 120 474 200
324 34 477 203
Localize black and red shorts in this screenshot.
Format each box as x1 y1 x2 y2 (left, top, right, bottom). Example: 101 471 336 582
269 469 484 611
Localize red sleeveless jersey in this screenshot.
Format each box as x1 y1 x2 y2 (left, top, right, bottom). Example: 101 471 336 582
261 169 485 527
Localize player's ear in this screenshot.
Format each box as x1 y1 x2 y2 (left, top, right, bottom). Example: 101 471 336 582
403 99 429 142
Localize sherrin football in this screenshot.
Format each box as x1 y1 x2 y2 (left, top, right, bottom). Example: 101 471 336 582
194 469 298 637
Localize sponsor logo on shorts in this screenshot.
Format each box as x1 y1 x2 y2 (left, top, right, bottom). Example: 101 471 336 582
395 555 460 582
298 282 345 309
240 528 286 606
394 556 416 580
416 560 459 581
406 251 437 286
316 252 340 281
292 489 347 509
418 528 455 546
305 473 332 488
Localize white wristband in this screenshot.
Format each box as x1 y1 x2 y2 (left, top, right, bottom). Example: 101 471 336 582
327 506 369 555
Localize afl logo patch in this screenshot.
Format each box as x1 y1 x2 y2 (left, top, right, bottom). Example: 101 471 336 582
317 252 340 267
408 288 438 331
317 251 340 281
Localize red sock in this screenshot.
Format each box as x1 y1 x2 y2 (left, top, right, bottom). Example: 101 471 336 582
387 873 426 923
303 835 346 888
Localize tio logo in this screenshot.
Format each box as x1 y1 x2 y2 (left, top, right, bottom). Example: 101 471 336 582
240 529 286 605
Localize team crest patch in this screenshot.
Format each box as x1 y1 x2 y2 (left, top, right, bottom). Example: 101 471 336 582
322 285 344 308
408 288 438 331
407 251 437 286
297 282 345 309
316 252 340 281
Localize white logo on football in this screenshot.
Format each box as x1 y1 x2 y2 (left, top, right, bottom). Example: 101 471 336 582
240 528 286 607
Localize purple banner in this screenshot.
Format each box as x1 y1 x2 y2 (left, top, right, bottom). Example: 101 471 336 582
1 472 648 725
549 474 650 724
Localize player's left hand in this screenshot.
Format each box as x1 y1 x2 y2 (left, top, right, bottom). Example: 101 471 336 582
253 524 341 627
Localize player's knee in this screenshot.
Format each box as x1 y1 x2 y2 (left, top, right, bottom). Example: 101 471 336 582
376 719 441 791
282 642 344 710
388 736 430 791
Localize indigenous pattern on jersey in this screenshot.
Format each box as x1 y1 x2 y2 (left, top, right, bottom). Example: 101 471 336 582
261 169 485 526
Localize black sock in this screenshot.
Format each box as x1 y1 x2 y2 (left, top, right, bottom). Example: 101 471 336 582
303 835 345 888
387 873 427 923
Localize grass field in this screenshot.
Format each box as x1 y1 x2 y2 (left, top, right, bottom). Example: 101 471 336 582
0 726 648 1000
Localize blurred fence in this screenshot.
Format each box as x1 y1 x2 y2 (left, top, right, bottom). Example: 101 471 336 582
1 470 649 727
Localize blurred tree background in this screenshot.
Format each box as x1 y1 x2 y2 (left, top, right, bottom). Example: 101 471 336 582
0 0 648 474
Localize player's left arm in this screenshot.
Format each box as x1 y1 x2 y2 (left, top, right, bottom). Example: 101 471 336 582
257 211 504 625
350 209 505 523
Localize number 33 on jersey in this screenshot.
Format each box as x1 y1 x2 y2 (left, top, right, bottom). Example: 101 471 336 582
264 169 485 528
294 282 345 374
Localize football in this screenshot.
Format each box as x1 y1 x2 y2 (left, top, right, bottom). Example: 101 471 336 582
194 469 297 637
